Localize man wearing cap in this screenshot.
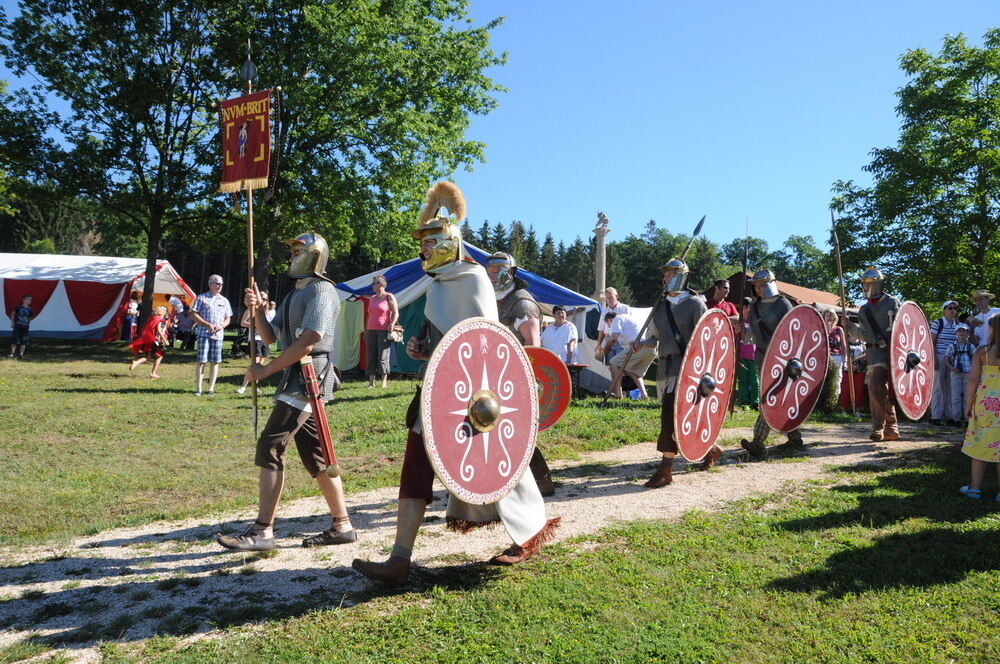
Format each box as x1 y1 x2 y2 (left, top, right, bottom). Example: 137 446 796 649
189 275 233 395
540 305 578 364
604 310 656 399
930 301 960 425
967 291 1000 349
596 287 631 364
216 232 355 552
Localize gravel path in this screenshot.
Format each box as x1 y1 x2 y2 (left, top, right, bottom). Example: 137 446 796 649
0 421 961 662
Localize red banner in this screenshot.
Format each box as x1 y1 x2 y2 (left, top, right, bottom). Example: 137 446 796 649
219 90 271 192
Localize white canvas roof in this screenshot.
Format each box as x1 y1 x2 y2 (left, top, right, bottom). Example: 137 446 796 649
0 253 194 340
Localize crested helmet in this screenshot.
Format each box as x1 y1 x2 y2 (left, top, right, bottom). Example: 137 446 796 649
412 181 467 274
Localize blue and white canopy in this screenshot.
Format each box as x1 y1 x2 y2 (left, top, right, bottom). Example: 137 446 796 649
336 243 598 313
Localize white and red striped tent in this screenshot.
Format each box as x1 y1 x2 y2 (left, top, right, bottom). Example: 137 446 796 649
0 253 194 340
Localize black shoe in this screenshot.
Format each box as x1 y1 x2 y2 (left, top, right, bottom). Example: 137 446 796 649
302 527 358 547
929 419 942 426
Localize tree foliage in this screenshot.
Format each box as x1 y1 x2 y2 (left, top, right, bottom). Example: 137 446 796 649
833 30 1000 306
0 0 505 305
225 0 505 280
0 0 237 317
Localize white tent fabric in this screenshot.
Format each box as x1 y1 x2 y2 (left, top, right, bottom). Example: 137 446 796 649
0 253 194 340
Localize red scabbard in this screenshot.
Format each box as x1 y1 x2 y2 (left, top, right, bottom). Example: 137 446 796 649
299 356 340 477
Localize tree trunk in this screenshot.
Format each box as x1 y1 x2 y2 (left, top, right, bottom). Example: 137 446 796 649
139 212 164 329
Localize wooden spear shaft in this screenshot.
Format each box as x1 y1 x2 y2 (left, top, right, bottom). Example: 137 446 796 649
831 210 856 416
245 76 259 438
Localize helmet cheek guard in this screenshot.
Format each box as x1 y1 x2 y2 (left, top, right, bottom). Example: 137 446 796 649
414 221 463 274
284 231 331 281
751 269 779 298
486 252 517 291
660 258 689 295
860 267 884 299
412 182 468 275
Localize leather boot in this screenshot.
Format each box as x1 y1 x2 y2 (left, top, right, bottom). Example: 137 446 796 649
490 544 532 565
351 556 410 585
644 457 673 488
698 446 723 471
529 448 555 497
740 438 767 460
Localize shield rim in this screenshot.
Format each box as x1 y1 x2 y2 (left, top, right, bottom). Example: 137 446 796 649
525 345 572 431
890 300 935 421
759 304 830 432
673 309 737 462
420 316 538 505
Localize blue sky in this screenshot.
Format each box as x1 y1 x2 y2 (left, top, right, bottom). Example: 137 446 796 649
457 0 998 255
2 0 995 258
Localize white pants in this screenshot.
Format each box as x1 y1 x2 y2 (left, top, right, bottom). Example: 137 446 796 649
949 371 969 421
931 356 951 420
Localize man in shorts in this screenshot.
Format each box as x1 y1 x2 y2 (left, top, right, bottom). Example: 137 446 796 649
189 275 232 395
217 232 355 551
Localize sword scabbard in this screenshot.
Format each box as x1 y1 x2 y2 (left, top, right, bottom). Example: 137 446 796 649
299 356 340 477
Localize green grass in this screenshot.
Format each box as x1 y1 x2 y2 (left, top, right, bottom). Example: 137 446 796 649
0 341 665 546
97 446 1000 664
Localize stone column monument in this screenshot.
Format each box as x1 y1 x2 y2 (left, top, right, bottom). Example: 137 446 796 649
593 212 610 300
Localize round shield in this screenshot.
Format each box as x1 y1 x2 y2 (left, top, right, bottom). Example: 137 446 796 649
525 346 572 431
760 305 830 432
674 309 737 461
421 317 539 505
890 301 934 420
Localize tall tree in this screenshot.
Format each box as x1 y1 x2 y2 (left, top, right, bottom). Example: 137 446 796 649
489 221 508 252
1 0 505 299
1 1 236 318
559 237 592 295
537 233 557 280
770 234 835 291
833 30 1000 306
720 236 772 273
476 220 491 250
228 0 505 278
521 224 540 272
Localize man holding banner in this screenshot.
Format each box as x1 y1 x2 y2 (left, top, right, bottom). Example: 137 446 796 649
216 231 356 551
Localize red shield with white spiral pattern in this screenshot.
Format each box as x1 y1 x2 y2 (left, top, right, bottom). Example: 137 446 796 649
890 301 934 420
674 309 737 461
526 346 572 431
760 305 830 432
421 317 538 505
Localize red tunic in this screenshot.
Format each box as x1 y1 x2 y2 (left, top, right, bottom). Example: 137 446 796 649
130 316 165 358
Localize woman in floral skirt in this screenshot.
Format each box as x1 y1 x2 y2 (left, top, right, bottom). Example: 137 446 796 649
959 315 1000 499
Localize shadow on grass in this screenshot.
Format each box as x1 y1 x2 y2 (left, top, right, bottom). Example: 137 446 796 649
775 446 975 531
770 527 1000 599
768 445 1000 597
